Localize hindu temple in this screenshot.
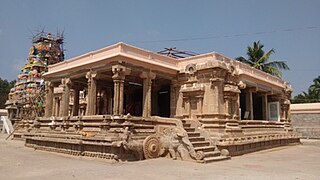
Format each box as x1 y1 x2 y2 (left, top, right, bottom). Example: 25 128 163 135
6 39 300 163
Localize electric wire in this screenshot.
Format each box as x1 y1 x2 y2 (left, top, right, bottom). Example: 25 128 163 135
130 26 320 44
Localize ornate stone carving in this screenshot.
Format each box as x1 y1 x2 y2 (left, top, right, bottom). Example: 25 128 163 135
48 116 58 130
158 127 204 161
185 63 197 75
143 135 161 159
112 65 131 80
117 127 144 160
238 81 246 90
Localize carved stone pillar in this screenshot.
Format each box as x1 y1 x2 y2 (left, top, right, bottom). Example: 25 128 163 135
119 80 125 115
140 71 156 117
86 71 97 115
112 65 131 115
52 97 56 116
45 81 54 117
262 93 268 120
223 94 231 119
72 86 80 116
223 84 241 120
113 79 120 115
245 89 254 120
209 76 225 117
170 80 179 118
235 93 240 119
60 78 71 117
54 97 60 116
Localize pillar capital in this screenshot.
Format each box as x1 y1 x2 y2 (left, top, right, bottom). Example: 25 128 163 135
140 71 156 80
61 77 72 86
45 81 54 88
238 81 246 90
112 65 131 80
86 70 98 81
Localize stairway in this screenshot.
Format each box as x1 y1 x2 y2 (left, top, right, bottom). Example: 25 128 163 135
182 121 230 163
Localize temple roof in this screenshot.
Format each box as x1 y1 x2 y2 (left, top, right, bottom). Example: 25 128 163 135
44 42 289 91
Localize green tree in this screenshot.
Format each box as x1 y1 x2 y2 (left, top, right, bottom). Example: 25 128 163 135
236 41 289 78
292 75 320 103
0 78 16 108
309 76 320 99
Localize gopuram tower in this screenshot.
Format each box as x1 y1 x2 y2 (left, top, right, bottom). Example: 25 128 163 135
5 32 64 126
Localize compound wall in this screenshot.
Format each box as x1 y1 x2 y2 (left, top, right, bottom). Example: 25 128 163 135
291 103 320 139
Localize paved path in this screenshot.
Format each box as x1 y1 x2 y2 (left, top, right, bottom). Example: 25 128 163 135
0 134 319 180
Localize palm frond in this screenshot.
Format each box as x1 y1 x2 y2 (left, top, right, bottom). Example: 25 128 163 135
238 41 289 78
258 49 275 64
263 65 282 78
264 61 290 70
235 56 254 66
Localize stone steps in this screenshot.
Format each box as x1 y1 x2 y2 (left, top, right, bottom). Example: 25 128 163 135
189 136 205 142
183 123 191 128
182 121 230 163
184 127 196 132
187 132 201 137
194 146 216 152
203 156 230 163
191 141 210 147
203 151 221 158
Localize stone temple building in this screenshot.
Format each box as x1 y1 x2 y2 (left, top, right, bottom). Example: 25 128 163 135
18 42 299 163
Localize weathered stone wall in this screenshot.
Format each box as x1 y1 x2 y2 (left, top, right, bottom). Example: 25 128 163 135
291 113 320 139
291 103 320 139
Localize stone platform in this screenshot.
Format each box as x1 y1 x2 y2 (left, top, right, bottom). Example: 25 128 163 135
20 115 299 163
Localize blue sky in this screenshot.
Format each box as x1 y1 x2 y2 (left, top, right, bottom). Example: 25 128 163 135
0 0 319 96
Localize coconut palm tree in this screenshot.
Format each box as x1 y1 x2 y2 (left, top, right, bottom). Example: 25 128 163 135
292 75 320 103
236 41 289 78
309 76 320 100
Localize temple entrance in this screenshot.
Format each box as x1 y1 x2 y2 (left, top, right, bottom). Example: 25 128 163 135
240 92 247 119
240 90 265 120
151 78 171 118
252 93 263 120
125 81 143 116
157 85 170 117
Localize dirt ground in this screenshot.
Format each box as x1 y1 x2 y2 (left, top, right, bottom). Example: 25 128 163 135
0 134 319 180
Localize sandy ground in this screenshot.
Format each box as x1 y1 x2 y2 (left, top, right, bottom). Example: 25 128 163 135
0 134 319 180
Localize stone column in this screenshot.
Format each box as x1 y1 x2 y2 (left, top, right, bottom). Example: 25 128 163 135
112 65 131 115
235 93 240 119
140 71 156 117
54 97 60 116
52 97 56 116
249 90 253 120
170 80 178 117
72 86 80 116
45 81 54 117
262 93 268 120
119 80 125 115
86 71 97 115
209 76 225 116
60 78 71 117
113 80 120 115
224 95 231 119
